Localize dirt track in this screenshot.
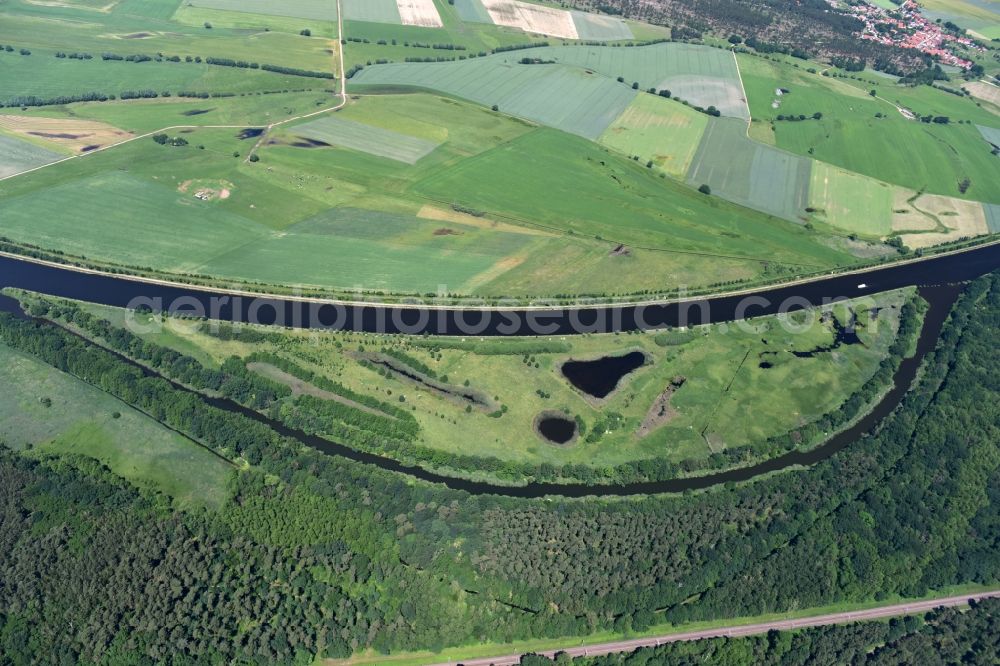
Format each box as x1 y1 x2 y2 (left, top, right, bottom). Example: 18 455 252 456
430 590 1000 666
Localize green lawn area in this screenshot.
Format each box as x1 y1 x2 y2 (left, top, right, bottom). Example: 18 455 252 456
0 342 232 509
809 161 894 237
598 91 709 177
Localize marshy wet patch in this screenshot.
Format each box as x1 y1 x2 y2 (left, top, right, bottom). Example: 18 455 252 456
760 309 868 365
534 411 578 445
291 137 332 148
560 350 647 399
356 352 495 411
237 127 265 140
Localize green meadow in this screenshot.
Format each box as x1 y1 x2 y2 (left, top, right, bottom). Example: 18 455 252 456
413 127 848 268
0 341 231 509
71 288 914 478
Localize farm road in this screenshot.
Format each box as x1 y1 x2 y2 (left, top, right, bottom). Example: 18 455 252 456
429 590 1000 666
0 0 348 182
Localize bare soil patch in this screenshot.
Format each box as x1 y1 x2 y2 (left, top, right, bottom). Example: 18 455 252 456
0 115 131 153
417 204 554 236
636 376 685 438
248 362 397 419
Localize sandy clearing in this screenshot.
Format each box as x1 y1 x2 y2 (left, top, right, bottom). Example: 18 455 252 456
25 0 118 11
463 253 529 291
396 0 443 26
894 191 989 248
965 81 1000 109
481 0 579 39
248 362 398 419
417 204 555 236
891 188 938 232
0 114 131 153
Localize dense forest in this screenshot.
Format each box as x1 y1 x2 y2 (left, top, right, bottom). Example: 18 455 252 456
0 272 997 662
563 0 929 72
521 597 1000 664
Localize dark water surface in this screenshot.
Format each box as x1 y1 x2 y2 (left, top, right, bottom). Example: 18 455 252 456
537 415 577 444
0 243 996 334
561 351 646 398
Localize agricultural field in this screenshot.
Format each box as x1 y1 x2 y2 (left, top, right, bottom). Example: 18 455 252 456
0 49 327 106
687 117 812 223
413 128 849 270
181 0 338 22
67 287 916 478
0 133 63 179
965 81 1000 110
890 190 991 248
0 4 332 69
459 0 633 40
290 115 442 164
808 162 894 236
986 203 1000 232
919 0 1000 39
0 0 994 304
0 114 131 153
341 0 402 25
739 53 1000 204
524 43 749 119
597 92 709 177
350 55 639 140
980 123 1000 148
0 341 231 509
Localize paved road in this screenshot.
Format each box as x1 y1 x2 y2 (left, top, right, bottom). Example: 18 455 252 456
431 590 1000 666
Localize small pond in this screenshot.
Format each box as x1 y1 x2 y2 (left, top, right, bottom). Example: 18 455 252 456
561 350 646 399
536 413 577 445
